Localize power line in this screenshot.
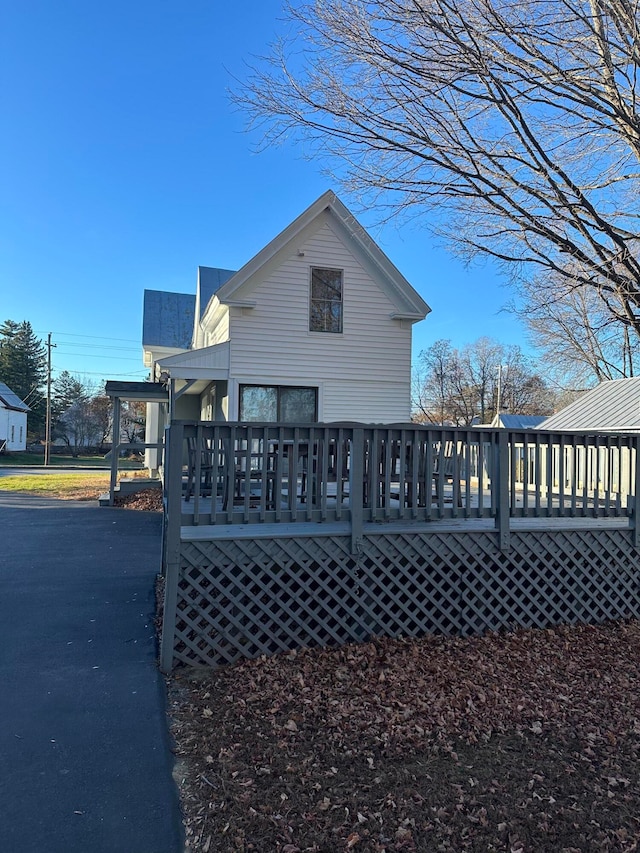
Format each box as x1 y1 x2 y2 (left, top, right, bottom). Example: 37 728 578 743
54 350 141 362
48 341 139 353
34 330 140 344
52 369 147 378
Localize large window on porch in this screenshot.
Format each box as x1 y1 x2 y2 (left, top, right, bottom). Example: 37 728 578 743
239 385 318 422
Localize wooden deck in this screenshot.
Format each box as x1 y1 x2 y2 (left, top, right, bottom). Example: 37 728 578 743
160 421 640 671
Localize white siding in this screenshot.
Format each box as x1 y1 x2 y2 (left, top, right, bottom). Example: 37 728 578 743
0 406 28 451
322 379 411 423
224 220 413 422
206 309 230 347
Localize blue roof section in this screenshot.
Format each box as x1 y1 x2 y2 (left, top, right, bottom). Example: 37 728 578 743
142 290 195 349
497 414 547 429
198 267 236 319
0 381 30 412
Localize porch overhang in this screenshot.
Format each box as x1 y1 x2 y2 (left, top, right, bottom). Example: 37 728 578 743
105 380 169 403
104 380 170 507
155 341 230 383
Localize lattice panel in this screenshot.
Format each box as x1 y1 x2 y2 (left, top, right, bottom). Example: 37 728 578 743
169 529 640 668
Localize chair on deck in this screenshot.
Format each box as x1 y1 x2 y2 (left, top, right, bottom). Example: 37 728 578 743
432 440 464 507
221 439 278 510
309 438 350 505
184 435 223 502
373 434 464 509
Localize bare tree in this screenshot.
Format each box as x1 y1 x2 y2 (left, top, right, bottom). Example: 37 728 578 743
120 401 146 445
412 338 454 423
89 395 113 447
239 0 640 344
52 374 111 455
414 337 554 424
512 271 639 384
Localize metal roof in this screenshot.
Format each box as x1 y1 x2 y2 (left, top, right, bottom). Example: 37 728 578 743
142 290 195 349
494 414 547 429
197 267 236 319
0 381 29 412
540 377 640 431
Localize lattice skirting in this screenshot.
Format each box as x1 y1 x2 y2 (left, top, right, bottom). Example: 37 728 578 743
168 528 640 668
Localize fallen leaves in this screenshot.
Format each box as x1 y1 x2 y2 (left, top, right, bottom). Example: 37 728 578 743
166 619 640 852
114 488 162 511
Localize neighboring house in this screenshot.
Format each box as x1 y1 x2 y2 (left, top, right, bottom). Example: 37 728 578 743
540 377 640 431
509 377 640 499
490 413 547 429
142 191 430 452
0 382 29 452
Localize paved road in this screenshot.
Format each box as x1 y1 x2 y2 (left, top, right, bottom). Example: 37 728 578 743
0 494 184 853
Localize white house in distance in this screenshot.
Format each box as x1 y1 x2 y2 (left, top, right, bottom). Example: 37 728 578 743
0 381 29 452
141 191 430 466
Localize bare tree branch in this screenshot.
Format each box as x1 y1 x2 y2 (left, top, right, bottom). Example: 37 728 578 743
236 0 640 345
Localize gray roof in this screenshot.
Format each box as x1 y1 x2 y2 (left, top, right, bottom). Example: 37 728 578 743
142 290 195 350
198 267 236 319
0 381 29 412
495 414 547 429
540 377 640 431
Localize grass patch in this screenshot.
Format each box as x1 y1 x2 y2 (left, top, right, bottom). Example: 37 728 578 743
0 473 110 499
0 451 144 468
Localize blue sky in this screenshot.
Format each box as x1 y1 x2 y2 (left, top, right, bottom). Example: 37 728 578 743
0 0 525 387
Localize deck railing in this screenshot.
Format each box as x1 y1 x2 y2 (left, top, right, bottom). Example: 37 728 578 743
163 421 640 546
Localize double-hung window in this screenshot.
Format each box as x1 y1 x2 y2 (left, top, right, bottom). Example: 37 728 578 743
310 267 343 333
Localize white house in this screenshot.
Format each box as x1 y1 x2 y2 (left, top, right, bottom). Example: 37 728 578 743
142 191 430 459
0 382 29 452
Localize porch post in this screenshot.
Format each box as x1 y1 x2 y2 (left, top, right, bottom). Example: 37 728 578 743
350 429 364 554
496 430 511 552
633 435 640 549
160 420 184 673
109 396 121 507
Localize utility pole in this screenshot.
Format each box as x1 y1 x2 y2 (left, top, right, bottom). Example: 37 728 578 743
496 364 502 419
44 333 56 466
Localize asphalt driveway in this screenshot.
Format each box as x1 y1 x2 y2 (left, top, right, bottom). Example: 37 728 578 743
0 493 184 853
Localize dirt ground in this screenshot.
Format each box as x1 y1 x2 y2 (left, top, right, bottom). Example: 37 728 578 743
70 484 640 851
164 620 640 853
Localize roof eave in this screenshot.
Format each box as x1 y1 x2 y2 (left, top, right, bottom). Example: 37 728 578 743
214 190 430 319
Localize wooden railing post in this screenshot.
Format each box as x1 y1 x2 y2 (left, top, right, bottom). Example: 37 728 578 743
160 420 184 673
350 429 364 554
633 435 640 549
495 430 511 551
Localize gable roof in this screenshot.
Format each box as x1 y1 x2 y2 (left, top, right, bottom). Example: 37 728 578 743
214 191 431 320
0 381 30 412
540 377 640 431
143 290 195 350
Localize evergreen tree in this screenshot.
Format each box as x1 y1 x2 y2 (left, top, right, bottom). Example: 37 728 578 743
52 371 90 420
0 320 47 435
52 372 102 453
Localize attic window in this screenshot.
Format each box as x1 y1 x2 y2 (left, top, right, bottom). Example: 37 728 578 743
310 267 343 333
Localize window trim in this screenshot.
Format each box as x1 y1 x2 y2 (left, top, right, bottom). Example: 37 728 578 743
309 266 344 334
